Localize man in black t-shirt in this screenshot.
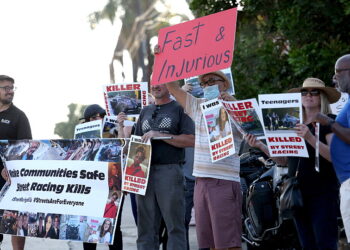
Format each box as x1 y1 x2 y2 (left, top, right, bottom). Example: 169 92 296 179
0 75 32 250
134 83 194 250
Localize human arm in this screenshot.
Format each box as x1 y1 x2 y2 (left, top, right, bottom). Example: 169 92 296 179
165 81 187 109
116 112 127 138
244 134 288 166
295 123 332 162
315 112 350 144
141 131 194 148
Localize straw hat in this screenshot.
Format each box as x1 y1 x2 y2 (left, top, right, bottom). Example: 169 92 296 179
287 77 341 103
198 71 230 85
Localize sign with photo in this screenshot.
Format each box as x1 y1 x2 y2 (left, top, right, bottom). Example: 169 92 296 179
122 135 152 195
258 93 309 157
200 98 235 162
74 120 103 139
183 67 235 98
103 82 148 118
222 98 264 138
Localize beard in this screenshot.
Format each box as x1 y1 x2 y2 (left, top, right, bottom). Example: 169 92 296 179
0 96 13 105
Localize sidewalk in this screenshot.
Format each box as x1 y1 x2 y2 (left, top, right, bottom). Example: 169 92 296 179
1 195 199 250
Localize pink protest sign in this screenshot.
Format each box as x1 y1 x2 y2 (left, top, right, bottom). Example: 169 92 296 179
151 8 237 85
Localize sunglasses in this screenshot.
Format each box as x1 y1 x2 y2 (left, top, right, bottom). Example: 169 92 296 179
301 89 320 96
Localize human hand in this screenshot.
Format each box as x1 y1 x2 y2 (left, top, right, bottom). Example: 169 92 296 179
181 83 193 93
295 124 312 140
1 168 10 183
117 112 127 127
219 92 237 101
245 134 263 149
141 130 161 143
315 113 333 126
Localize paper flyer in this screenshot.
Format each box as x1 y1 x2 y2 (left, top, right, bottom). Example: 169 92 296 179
103 82 148 118
200 98 235 162
122 135 152 195
74 120 102 139
258 93 309 157
222 98 264 138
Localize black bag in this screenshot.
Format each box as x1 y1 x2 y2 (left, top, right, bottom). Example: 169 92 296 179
279 160 303 219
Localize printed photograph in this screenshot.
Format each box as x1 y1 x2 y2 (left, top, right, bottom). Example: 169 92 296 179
0 210 18 235
204 107 232 143
261 107 300 133
85 217 115 244
107 90 142 116
125 143 151 179
226 109 264 137
59 215 89 241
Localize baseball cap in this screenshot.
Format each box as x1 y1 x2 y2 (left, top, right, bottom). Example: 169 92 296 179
81 104 106 121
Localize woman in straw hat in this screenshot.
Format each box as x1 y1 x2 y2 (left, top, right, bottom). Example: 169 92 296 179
246 77 341 249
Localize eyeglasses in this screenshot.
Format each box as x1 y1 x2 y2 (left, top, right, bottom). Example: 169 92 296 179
152 106 160 120
199 78 224 88
0 86 16 92
301 89 320 96
335 68 350 74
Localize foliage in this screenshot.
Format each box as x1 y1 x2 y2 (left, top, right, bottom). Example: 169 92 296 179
54 103 86 139
189 0 350 99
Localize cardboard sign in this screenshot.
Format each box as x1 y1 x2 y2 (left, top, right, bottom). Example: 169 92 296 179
258 93 309 157
151 8 237 85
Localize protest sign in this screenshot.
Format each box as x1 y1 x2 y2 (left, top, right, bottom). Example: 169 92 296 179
103 82 148 118
102 116 136 139
200 99 235 162
330 92 349 115
184 67 235 98
74 120 102 139
122 135 151 195
151 8 237 85
0 139 124 244
222 98 264 138
258 93 309 157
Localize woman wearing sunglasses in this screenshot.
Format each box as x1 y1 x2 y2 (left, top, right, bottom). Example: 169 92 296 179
246 77 341 249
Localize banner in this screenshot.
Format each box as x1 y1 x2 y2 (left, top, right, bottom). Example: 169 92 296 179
200 99 235 162
0 139 124 244
258 93 309 157
122 135 151 195
103 82 148 118
74 120 102 139
151 8 237 85
222 98 265 138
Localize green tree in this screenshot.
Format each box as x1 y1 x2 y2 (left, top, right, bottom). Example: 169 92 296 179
189 0 350 99
54 103 86 139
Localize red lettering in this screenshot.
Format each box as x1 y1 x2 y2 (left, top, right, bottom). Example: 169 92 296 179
268 137 302 143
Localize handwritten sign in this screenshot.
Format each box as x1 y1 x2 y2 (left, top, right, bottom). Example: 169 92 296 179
151 8 237 85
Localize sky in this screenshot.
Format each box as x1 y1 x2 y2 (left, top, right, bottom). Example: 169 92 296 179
0 0 195 140
0 0 121 139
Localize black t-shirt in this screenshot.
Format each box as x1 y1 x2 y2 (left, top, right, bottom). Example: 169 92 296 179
0 104 32 187
134 100 194 165
288 115 339 196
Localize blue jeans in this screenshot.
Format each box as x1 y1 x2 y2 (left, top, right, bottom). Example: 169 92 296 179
136 164 186 250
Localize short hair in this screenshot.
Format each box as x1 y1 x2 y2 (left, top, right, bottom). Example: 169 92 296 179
0 75 14 84
135 146 145 156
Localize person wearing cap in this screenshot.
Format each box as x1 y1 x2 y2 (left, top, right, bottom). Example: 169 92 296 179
82 104 124 250
247 77 340 249
0 75 31 250
316 54 350 243
166 71 243 250
81 104 106 122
